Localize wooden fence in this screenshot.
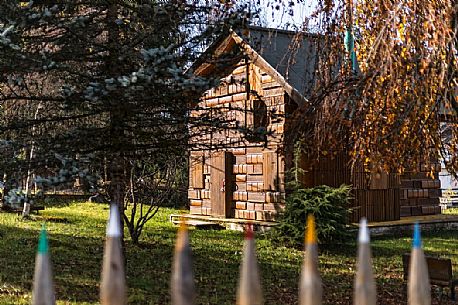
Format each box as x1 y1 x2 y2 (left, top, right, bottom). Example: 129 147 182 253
32 207 433 305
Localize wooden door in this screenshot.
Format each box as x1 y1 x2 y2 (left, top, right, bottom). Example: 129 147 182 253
189 152 204 189
210 151 233 217
263 150 278 191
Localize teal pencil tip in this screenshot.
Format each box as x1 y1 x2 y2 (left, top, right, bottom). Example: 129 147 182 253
413 222 421 249
38 224 49 254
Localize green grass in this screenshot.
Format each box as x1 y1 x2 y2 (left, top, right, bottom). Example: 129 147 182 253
0 202 457 305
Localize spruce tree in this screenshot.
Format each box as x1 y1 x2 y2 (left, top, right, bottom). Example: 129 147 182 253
0 0 249 241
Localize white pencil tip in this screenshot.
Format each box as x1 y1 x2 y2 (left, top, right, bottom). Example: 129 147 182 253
107 204 121 237
358 218 370 243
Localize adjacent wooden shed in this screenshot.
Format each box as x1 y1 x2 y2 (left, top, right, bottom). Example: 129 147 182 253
188 27 441 222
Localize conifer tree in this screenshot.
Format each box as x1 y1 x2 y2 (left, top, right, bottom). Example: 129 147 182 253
0 0 249 239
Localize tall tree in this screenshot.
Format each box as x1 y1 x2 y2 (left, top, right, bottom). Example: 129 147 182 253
288 0 457 174
0 0 249 238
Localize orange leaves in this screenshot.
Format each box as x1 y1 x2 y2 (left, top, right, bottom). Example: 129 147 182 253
292 0 457 174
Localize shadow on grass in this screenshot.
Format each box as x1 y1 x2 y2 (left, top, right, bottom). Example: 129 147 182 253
1 221 457 305
0 224 102 302
0 224 300 305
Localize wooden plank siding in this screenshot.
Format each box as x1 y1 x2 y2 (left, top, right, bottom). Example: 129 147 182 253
263 151 278 191
189 58 287 221
189 35 441 222
189 153 204 189
294 151 402 222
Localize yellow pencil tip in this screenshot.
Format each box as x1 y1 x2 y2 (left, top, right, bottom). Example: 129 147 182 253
306 214 317 244
175 217 189 252
179 216 187 233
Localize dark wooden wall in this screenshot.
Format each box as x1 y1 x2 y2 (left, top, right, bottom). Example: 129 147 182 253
400 163 441 217
294 150 442 222
188 59 287 221
295 152 401 222
189 58 442 223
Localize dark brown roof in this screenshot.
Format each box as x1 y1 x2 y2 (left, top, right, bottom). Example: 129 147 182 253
240 26 320 98
193 26 320 106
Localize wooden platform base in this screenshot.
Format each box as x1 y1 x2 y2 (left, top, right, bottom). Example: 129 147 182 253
169 214 277 232
367 214 458 235
171 213 458 235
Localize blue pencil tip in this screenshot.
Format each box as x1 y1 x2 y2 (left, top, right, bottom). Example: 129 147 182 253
413 222 421 248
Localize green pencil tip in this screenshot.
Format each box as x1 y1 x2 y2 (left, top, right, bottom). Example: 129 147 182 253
38 224 48 254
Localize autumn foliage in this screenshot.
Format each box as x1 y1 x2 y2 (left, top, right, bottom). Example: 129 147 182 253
293 0 457 174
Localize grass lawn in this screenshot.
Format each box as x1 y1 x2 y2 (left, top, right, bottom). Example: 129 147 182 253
0 202 457 305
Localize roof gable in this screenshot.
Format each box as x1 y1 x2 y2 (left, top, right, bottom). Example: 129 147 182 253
243 27 319 98
193 27 318 107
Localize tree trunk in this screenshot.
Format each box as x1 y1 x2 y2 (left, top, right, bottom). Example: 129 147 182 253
22 146 34 216
1 173 7 205
105 2 127 262
23 102 41 217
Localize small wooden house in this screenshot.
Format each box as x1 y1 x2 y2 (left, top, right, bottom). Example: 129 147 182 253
188 27 441 222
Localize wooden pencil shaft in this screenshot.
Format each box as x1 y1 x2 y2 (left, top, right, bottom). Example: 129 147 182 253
32 254 55 305
299 244 322 305
172 230 195 305
408 249 431 305
354 243 376 305
100 237 126 305
237 239 263 305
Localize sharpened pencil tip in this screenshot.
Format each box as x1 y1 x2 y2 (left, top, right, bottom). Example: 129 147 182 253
107 204 121 237
38 224 48 254
306 214 317 245
245 223 254 239
179 216 187 233
358 218 370 243
175 218 189 252
413 222 421 248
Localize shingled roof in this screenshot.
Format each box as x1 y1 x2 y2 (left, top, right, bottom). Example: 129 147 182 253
193 26 320 106
240 26 319 98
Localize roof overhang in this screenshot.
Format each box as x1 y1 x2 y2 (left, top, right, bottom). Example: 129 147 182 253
192 30 310 107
